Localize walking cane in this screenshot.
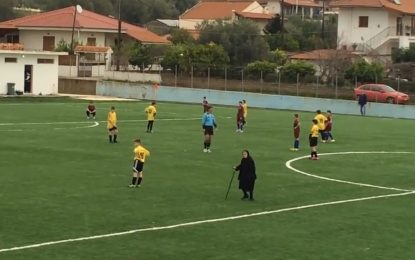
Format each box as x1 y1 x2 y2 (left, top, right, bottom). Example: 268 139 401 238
225 170 236 200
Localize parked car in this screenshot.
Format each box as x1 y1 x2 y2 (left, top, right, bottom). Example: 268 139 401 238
354 84 410 104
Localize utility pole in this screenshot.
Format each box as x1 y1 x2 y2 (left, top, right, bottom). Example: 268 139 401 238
321 0 325 40
116 0 122 71
281 0 285 39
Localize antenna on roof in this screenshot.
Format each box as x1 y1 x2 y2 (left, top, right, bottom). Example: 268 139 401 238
76 4 83 14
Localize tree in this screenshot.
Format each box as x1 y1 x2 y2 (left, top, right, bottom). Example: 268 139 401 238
198 19 269 66
345 60 384 83
392 46 415 63
0 0 15 21
246 61 277 74
263 14 283 34
129 42 152 69
281 61 315 81
168 28 195 45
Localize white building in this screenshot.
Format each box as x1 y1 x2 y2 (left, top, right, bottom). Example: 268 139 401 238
332 0 415 56
265 0 323 19
0 44 66 95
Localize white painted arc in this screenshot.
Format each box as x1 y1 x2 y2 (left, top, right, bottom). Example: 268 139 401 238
0 191 413 253
0 151 414 253
285 151 415 192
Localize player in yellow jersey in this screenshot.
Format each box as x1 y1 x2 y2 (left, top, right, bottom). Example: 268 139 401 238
107 106 118 143
314 110 327 142
145 101 157 133
129 138 150 187
309 119 320 160
242 100 248 126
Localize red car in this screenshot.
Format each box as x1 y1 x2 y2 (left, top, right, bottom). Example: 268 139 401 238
354 84 410 104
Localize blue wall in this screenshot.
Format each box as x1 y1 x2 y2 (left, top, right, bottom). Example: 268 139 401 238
97 81 415 119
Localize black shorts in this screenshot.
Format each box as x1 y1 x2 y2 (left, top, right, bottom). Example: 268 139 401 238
309 136 318 147
133 160 144 172
204 126 214 135
109 126 117 131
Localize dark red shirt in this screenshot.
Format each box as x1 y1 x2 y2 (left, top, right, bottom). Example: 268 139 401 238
293 118 300 137
203 100 209 112
237 105 244 120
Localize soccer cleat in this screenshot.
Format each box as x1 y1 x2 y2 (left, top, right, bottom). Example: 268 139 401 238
331 139 336 142
128 184 136 188
290 148 299 151
321 140 327 143
312 157 320 160
241 196 248 200
93 117 95 119
203 148 208 153
207 149 212 153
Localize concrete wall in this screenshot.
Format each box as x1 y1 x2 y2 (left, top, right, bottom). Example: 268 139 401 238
102 71 162 83
0 52 59 95
59 78 97 95
96 82 415 119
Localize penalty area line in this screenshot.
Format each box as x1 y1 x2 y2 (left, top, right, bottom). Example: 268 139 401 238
286 151 415 193
0 191 414 253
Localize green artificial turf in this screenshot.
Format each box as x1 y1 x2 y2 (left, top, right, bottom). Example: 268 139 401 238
0 98 414 259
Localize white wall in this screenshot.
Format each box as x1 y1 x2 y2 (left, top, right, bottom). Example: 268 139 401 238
265 0 281 15
337 8 389 48
0 53 59 95
19 30 107 51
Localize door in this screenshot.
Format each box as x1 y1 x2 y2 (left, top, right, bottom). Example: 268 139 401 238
24 65 33 93
87 37 96 46
396 17 403 36
43 36 55 51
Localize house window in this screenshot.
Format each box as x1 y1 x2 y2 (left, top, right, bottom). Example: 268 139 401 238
5 57 17 63
37 58 54 64
87 37 96 46
359 16 369 28
43 36 55 51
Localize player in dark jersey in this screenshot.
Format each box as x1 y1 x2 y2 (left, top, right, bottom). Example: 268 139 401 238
86 101 96 119
236 101 245 133
324 110 335 142
290 114 300 151
202 96 209 112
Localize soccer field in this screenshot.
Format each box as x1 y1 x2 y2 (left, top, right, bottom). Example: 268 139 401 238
1 97 415 260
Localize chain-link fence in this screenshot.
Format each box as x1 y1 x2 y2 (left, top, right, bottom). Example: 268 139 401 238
159 64 415 105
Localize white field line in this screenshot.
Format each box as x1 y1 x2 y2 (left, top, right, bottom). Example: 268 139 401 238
53 121 100 130
0 191 413 254
0 118 202 126
285 151 415 192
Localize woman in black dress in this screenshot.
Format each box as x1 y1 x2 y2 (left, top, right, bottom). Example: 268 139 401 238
233 150 256 200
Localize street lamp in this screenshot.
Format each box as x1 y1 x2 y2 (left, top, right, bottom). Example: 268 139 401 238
70 5 83 54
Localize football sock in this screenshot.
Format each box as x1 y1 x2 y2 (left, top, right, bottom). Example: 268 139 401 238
109 135 112 143
204 142 207 149
132 177 137 185
137 177 143 185
294 140 299 149
113 135 117 142
207 142 211 148
310 151 314 157
249 190 254 199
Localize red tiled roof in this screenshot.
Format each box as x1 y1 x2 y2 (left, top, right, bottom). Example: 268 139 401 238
180 1 253 20
330 0 415 15
284 0 321 8
290 49 356 60
235 11 273 19
0 6 169 44
0 43 24 50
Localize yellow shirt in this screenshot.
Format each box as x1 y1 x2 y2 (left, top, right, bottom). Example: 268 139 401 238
145 105 157 121
107 111 117 129
310 124 319 137
242 103 248 117
134 145 150 162
314 114 327 130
